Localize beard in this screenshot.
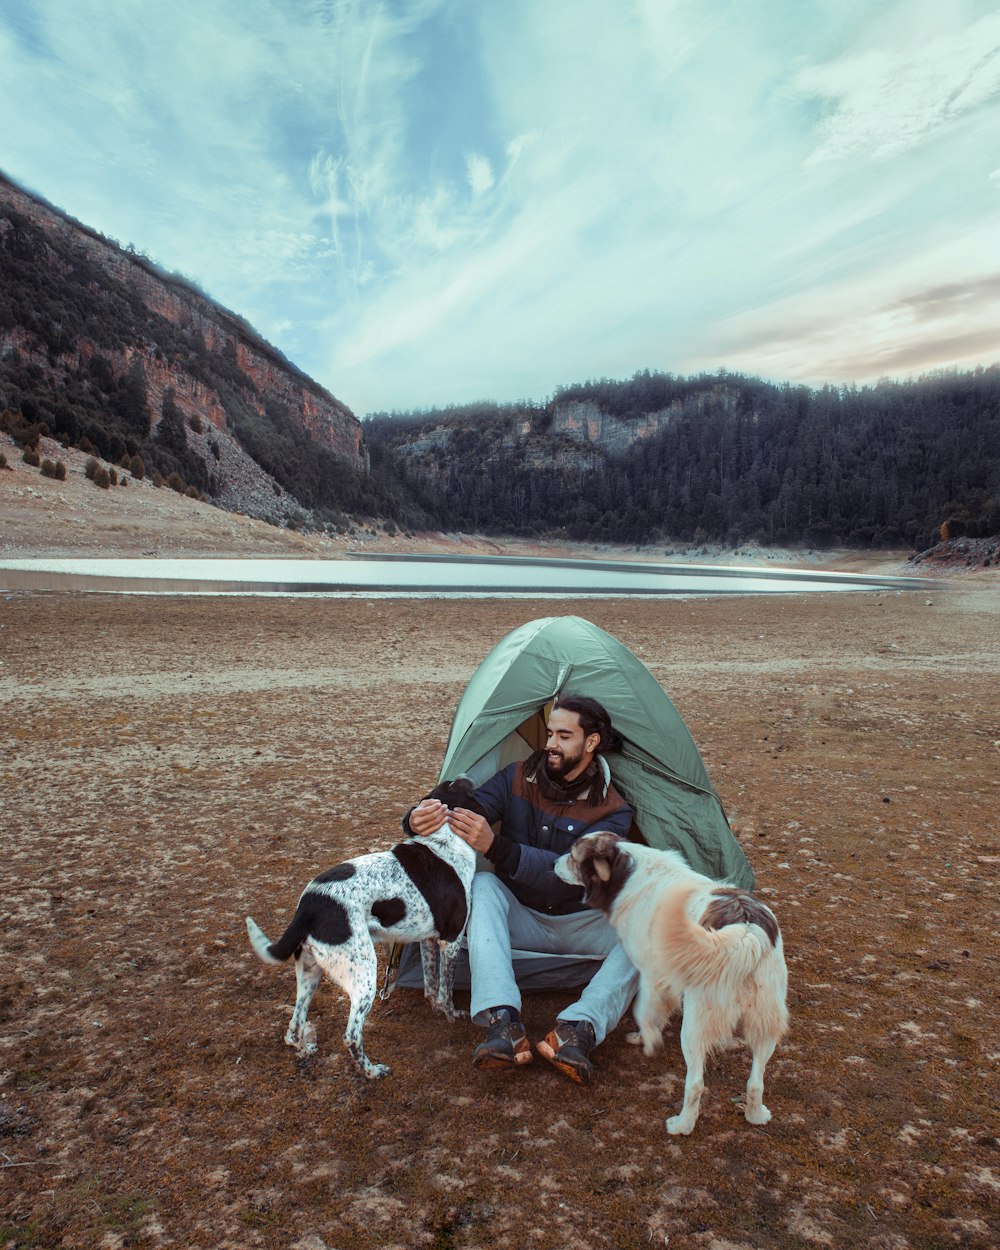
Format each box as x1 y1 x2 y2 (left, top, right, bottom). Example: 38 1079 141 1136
546 744 584 779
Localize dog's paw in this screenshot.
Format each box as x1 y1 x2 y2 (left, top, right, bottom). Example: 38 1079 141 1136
666 1114 696 1136
289 1039 318 1057
441 1007 470 1021
364 1063 391 1079
285 1023 318 1054
745 1103 772 1126
635 1029 665 1057
627 1027 664 1055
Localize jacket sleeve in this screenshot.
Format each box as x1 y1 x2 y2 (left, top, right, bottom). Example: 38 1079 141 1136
402 766 514 835
471 765 515 825
505 800 634 894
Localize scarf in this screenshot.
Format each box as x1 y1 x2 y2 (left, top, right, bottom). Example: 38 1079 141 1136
525 749 608 805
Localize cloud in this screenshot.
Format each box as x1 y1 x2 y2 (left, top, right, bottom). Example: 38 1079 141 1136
795 7 1000 162
889 274 1000 325
1 1 998 413
704 265 1000 386
465 152 494 197
828 328 1000 380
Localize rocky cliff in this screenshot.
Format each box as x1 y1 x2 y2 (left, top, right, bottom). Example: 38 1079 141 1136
530 398 674 455
378 396 678 481
379 388 739 476
0 171 370 522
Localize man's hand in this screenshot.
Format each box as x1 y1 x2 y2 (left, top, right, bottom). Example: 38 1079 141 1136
446 806 495 854
408 798 449 837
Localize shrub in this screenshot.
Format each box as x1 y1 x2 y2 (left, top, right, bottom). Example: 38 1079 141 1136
167 471 186 494
1 411 44 449
940 517 966 541
189 414 204 434
120 474 128 487
0 451 7 470
129 454 145 480
93 466 111 489
22 447 41 467
185 485 200 499
40 457 58 478
108 467 118 486
85 457 99 480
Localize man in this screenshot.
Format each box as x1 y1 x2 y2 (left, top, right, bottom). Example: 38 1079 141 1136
405 693 639 1084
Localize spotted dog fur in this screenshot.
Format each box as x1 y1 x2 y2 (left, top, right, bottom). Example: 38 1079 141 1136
247 779 481 1078
555 832 788 1135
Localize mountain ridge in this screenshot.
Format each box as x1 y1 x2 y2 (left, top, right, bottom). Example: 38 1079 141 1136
3 170 998 552
0 170 390 527
364 367 1000 550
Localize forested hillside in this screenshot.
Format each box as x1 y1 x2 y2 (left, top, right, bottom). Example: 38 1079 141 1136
4 174 997 549
0 172 429 529
365 368 1000 550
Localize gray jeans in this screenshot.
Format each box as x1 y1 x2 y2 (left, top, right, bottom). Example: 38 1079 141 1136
467 871 639 1045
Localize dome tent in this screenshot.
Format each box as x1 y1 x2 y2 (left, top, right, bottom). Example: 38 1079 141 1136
389 615 753 995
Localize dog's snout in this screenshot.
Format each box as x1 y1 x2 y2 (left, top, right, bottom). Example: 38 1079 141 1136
553 852 575 884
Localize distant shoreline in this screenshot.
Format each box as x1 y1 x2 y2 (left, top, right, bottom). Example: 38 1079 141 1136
1 429 991 581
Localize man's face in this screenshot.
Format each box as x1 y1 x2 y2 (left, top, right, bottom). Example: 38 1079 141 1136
545 708 600 782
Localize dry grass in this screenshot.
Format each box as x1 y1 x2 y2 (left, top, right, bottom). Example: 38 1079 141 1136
1 585 998 1250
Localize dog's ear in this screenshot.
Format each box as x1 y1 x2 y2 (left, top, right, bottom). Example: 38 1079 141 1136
574 832 629 912
432 777 489 821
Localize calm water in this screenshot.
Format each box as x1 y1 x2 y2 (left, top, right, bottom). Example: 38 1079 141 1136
0 554 935 597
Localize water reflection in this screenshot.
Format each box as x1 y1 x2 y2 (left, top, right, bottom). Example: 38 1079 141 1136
0 555 935 597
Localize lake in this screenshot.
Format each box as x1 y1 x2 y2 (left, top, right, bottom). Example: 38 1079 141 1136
0 554 936 597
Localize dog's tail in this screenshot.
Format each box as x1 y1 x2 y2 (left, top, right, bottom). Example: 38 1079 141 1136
246 913 308 964
657 883 778 989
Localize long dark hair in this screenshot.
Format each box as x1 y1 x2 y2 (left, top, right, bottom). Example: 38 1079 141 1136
552 693 623 755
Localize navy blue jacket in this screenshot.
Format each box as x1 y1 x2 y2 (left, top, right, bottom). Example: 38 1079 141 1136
473 758 633 914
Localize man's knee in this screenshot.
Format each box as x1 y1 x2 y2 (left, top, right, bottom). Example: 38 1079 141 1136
471 871 509 908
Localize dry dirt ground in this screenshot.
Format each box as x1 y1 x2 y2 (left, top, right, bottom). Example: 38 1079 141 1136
1 446 999 1249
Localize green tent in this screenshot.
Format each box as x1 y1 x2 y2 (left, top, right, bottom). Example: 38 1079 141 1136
388 614 752 995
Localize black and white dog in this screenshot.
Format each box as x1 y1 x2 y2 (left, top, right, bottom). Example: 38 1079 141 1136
246 779 482 1078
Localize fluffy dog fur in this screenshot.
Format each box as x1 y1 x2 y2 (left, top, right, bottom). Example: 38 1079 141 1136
246 779 482 1078
555 832 788 1134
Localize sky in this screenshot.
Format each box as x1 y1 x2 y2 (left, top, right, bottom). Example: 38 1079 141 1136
1 0 999 417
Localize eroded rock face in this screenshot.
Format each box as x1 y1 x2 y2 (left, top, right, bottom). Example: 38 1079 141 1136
547 399 673 455
0 172 367 475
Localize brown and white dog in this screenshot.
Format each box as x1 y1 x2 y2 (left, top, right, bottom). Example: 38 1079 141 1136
554 832 788 1135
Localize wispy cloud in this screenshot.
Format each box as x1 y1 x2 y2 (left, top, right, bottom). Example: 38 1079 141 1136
0 0 997 412
794 6 1000 162
465 153 494 198
704 257 1000 386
